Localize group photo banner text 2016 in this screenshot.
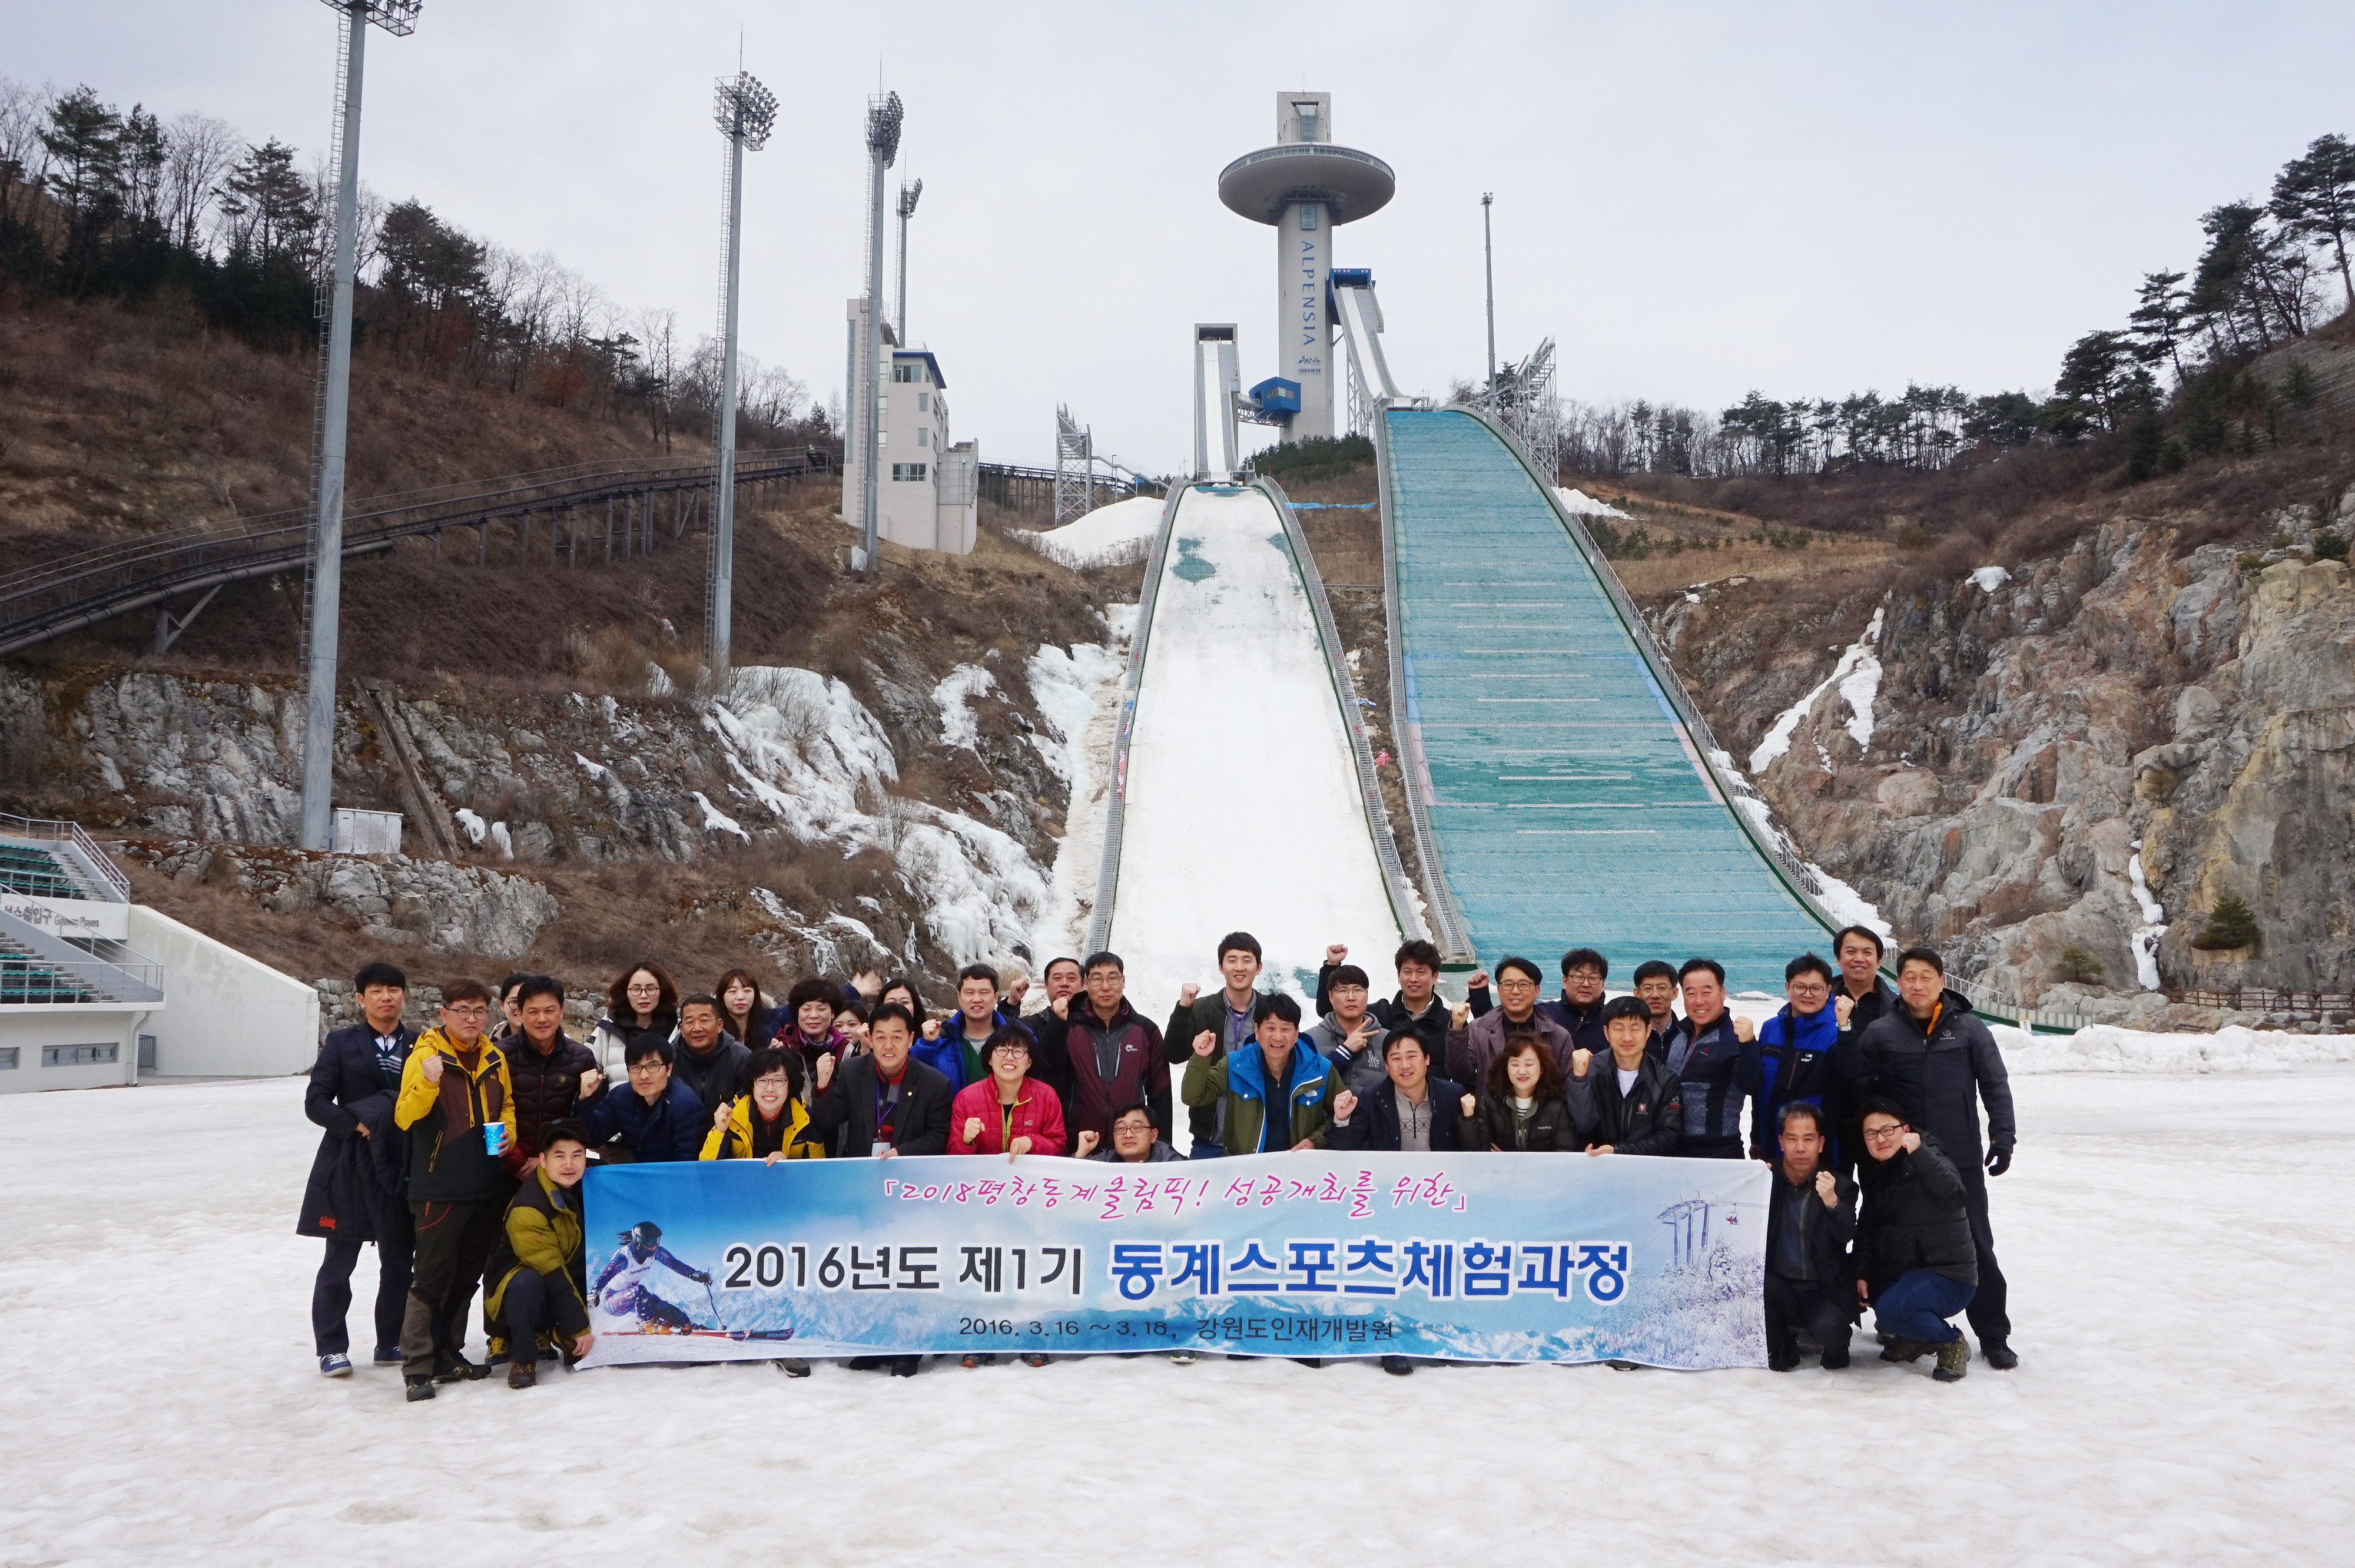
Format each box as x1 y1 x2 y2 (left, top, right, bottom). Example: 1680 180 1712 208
578 1152 1772 1369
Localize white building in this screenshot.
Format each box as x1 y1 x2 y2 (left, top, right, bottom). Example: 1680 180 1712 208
842 298 980 555
0 814 318 1092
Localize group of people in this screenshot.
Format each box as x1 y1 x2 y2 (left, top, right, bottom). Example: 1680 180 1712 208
299 920 2017 1397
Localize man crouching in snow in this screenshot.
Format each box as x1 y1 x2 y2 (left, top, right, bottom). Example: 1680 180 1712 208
483 1119 595 1389
590 1221 710 1334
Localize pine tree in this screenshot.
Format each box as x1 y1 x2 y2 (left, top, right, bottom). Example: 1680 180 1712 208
37 84 123 216
2127 270 2189 382
2197 894 2260 951
2269 132 2355 314
216 138 313 263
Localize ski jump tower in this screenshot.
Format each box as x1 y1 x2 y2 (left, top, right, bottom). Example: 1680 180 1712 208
1217 92 1394 443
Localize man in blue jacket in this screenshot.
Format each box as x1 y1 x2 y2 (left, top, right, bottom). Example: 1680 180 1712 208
299 960 416 1377
582 1037 708 1162
1747 953 1850 1165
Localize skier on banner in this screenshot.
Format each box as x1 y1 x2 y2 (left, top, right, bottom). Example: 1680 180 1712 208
589 1221 710 1334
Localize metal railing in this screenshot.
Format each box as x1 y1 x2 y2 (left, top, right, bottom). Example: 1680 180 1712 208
1370 408 1477 964
0 811 131 902
0 904 163 1004
1082 481 1188 956
0 446 837 658
1458 406 2085 1033
1259 476 1429 946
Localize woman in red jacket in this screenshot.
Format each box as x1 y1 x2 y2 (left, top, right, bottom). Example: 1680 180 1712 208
948 1026 1067 1158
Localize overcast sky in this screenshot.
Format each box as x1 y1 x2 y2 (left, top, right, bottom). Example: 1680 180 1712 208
14 2 2354 473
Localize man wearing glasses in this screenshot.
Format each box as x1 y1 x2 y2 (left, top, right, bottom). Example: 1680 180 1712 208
1853 1097 1976 1383
1445 955 1573 1088
1746 954 1851 1167
392 977 518 1401
1661 958 1756 1160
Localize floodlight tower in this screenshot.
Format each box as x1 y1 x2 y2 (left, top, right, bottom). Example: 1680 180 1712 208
857 91 904 578
1217 93 1394 443
1481 193 1496 390
298 0 420 853
894 177 921 343
706 68 778 684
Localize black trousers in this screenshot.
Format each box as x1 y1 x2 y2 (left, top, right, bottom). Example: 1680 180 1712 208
400 1199 503 1376
311 1204 414 1356
1763 1272 1853 1354
499 1269 576 1358
1961 1172 2011 1344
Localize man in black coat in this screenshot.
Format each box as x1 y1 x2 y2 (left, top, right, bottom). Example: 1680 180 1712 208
1326 1029 1468 1153
501 976 601 1172
1762 1100 1856 1371
1854 1098 1978 1383
1564 996 1684 1156
669 994 750 1119
299 961 415 1377
807 1001 953 1159
1856 947 2019 1369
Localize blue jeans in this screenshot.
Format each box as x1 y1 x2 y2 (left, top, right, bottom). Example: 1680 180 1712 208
1874 1269 1975 1344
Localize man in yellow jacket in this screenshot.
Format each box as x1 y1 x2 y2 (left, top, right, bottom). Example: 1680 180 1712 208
393 977 518 1402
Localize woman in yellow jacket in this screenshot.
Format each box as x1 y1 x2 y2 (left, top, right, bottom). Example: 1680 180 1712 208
700 1046 828 1162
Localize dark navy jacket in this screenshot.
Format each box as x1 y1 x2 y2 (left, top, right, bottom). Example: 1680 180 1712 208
912 1008 1032 1095
1328 1076 1472 1152
1659 1012 1749 1158
1538 993 1610 1053
298 1023 413 1240
1856 989 2015 1172
582 1076 709 1163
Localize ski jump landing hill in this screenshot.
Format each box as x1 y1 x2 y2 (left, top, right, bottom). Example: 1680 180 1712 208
1378 407 1837 993
1084 479 1424 1017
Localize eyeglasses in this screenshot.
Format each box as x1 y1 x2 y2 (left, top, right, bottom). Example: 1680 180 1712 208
1113 1121 1153 1135
991 1045 1031 1060
444 1005 489 1019
1498 977 1538 991
1788 982 1830 996
1861 1124 1908 1143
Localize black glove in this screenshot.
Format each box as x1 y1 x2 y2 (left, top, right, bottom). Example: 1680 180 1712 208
1985 1147 2012 1177
694 1271 713 1285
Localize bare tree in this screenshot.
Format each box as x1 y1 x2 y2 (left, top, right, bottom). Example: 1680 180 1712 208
0 77 55 224
160 111 235 252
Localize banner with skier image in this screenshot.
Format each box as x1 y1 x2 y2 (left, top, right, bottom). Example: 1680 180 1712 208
576 1151 1771 1368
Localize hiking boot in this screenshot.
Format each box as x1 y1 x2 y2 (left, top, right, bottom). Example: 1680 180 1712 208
1981 1339 2019 1370
887 1355 921 1377
1379 1355 1415 1377
1606 1359 1641 1371
846 1356 885 1372
1767 1343 1801 1373
1021 1353 1049 1368
1168 1349 1198 1365
1819 1342 1851 1370
1878 1338 1931 1364
507 1360 537 1390
403 1374 437 1403
960 1352 997 1369
433 1351 489 1383
1933 1338 1970 1382
777 1359 812 1378
373 1346 404 1365
320 1353 353 1378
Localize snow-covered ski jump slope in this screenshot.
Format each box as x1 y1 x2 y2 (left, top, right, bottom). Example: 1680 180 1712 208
1094 480 1418 1016
1383 407 1837 990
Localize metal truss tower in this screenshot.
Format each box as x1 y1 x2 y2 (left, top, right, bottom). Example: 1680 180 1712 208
1054 406 1095 523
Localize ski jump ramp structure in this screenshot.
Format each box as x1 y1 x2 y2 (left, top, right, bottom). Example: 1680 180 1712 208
1085 475 1424 1015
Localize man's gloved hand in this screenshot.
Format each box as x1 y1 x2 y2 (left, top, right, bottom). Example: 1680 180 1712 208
1985 1146 2013 1177
586 1290 601 1307
694 1271 713 1285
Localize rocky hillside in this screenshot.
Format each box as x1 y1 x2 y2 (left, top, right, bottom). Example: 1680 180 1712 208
1648 466 2355 1020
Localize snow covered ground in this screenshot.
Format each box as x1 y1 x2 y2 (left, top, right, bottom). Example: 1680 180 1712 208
1106 485 1405 1015
1011 495 1165 569
6 1063 2351 1564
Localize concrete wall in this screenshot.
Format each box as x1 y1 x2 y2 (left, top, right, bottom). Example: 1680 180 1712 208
0 1008 145 1092
126 905 319 1078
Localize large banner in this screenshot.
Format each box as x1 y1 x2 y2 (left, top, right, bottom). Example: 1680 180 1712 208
577 1152 1770 1369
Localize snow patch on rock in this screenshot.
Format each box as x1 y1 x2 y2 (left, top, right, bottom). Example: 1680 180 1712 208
1750 608 1883 770
1013 495 1164 569
1555 486 1635 520
2127 840 2167 991
932 664 997 752
1969 565 2013 593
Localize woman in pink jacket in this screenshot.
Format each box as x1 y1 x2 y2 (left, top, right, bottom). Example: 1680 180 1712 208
948 1026 1067 1158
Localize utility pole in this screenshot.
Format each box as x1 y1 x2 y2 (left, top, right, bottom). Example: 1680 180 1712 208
1481 192 1496 394
706 69 777 685
859 92 903 578
298 0 419 853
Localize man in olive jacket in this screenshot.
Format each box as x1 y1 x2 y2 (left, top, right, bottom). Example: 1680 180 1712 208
483 1119 594 1390
392 978 518 1400
1180 993 1340 1156
1164 931 1270 1156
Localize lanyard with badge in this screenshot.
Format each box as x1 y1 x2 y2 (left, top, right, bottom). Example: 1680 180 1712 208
873 1072 901 1158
